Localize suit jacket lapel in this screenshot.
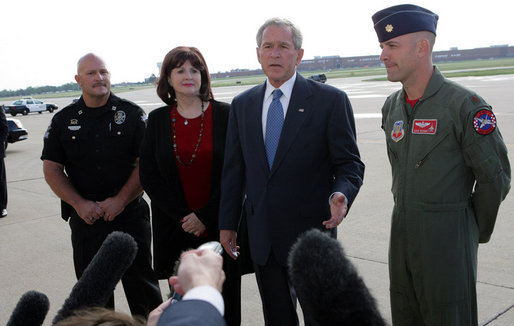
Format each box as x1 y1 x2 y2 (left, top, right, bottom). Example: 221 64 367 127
246 83 269 172
270 74 312 174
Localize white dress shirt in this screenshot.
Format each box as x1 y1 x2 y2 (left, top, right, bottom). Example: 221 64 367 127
261 73 297 141
183 285 224 316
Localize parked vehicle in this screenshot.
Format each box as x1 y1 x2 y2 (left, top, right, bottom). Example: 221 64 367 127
5 118 28 149
308 74 327 83
3 98 58 116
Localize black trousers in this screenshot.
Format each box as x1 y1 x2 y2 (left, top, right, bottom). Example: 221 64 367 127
222 208 254 326
0 157 7 209
69 198 162 318
222 252 243 326
254 251 299 326
253 228 336 326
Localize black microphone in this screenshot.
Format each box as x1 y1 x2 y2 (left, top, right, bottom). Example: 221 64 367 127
52 231 138 324
6 290 50 326
288 229 386 325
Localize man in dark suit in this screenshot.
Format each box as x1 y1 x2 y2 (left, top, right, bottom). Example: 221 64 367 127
219 18 365 325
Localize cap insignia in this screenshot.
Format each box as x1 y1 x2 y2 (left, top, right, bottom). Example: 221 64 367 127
385 24 394 33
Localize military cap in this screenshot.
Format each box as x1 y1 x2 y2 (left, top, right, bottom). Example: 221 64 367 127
372 4 438 42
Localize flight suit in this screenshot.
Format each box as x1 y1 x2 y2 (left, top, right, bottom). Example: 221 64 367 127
381 67 510 325
41 94 162 317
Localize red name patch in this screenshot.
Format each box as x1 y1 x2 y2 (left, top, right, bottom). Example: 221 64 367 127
412 119 437 134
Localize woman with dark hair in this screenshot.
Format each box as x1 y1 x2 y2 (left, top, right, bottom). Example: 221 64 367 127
139 46 249 325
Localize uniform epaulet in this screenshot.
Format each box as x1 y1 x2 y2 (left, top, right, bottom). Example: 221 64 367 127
54 101 82 118
61 101 80 111
116 97 139 108
468 93 488 108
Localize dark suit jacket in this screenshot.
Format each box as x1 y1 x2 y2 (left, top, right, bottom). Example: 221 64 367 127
219 73 365 266
139 100 229 278
157 299 227 326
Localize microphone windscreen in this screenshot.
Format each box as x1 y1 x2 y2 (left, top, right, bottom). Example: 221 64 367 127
52 231 138 324
288 229 385 325
6 290 49 326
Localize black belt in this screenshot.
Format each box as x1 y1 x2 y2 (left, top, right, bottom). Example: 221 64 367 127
81 189 120 202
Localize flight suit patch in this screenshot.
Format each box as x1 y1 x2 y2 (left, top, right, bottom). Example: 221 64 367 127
391 121 405 142
473 109 496 135
412 119 437 135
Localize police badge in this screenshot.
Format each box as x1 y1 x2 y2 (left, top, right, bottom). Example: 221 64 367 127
114 111 126 125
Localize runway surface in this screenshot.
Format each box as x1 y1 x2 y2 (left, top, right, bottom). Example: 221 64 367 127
0 74 512 325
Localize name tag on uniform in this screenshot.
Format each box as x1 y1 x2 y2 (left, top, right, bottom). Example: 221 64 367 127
412 119 437 135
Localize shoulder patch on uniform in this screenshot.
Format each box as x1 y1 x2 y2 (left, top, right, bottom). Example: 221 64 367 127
473 109 496 135
118 97 139 108
44 122 52 139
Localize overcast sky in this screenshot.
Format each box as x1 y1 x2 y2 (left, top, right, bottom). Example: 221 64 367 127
1 0 513 90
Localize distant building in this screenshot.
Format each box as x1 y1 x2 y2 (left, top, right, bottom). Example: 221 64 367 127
210 45 514 78
432 45 514 62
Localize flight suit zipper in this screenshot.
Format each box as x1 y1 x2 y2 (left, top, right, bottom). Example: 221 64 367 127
397 102 413 211
414 133 449 169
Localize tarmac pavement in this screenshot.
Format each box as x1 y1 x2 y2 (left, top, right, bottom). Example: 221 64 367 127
0 74 512 325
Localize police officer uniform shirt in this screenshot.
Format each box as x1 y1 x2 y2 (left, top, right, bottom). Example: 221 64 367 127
42 94 146 204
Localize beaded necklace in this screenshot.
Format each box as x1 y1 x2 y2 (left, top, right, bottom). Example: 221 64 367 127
171 101 205 166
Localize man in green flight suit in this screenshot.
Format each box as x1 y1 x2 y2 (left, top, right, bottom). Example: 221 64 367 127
372 4 511 325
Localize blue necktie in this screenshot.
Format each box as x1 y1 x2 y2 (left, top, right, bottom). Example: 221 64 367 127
265 89 284 169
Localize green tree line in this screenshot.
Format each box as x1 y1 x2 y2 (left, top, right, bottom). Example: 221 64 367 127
0 83 82 98
0 74 158 98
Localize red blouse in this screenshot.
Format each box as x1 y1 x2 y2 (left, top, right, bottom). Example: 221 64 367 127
171 102 213 212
